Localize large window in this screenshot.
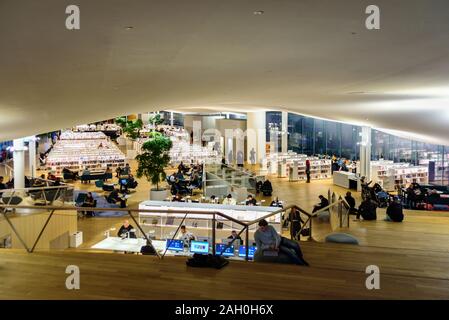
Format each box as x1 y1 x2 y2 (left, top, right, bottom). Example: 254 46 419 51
285 112 447 185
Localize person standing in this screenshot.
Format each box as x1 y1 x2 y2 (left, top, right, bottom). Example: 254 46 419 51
305 159 311 183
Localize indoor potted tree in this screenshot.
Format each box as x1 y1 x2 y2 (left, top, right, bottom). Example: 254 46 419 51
115 117 143 158
135 133 173 200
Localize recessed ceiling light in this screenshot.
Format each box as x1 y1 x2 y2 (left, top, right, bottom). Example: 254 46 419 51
125 26 134 30
253 10 264 15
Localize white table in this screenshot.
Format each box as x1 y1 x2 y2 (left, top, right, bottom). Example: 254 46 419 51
333 171 357 189
91 237 147 253
91 238 188 256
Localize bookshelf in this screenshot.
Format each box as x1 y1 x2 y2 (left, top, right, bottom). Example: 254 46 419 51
46 131 126 175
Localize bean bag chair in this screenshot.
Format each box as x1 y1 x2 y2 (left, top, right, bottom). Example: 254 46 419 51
325 233 359 245
316 210 330 223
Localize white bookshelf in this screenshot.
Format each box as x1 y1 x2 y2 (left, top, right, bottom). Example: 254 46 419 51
46 130 126 175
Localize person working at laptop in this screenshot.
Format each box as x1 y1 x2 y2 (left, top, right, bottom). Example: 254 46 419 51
255 219 309 266
227 230 243 245
117 220 136 239
178 225 196 246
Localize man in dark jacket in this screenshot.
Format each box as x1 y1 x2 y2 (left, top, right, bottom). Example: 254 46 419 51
313 195 329 213
345 191 357 215
356 199 377 221
386 197 404 222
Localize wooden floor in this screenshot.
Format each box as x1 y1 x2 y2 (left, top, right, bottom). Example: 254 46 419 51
2 160 449 299
1 241 449 300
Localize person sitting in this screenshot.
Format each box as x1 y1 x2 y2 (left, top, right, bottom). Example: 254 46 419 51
427 189 441 204
245 194 257 206
120 174 138 193
52 177 62 186
81 167 90 176
221 157 226 169
172 192 184 202
270 197 283 208
47 172 57 181
62 167 78 180
122 163 131 175
174 170 185 181
386 197 404 222
312 195 329 213
178 161 189 174
81 192 96 217
177 225 195 246
0 176 6 190
345 191 357 215
117 220 136 238
227 230 243 245
356 198 377 221
80 167 91 183
189 172 201 190
115 166 123 178
261 179 273 196
255 219 309 266
209 195 218 204
107 189 127 208
255 180 263 194
222 194 237 205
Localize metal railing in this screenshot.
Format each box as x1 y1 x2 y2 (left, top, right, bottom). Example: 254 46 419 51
0 192 349 260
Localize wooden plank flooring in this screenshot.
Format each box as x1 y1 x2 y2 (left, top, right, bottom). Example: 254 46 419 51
1 241 449 300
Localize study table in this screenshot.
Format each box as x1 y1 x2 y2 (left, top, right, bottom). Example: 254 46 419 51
90 237 250 260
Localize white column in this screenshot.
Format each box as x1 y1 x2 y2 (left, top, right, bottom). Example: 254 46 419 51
192 120 202 146
28 136 37 178
225 129 234 165
358 126 372 191
246 112 266 165
281 111 288 153
13 138 26 189
170 112 174 126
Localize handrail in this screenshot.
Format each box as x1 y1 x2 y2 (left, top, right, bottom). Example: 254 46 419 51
0 195 347 259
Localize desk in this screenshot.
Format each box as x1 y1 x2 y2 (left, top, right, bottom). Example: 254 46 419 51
333 171 357 189
91 237 248 260
91 237 147 253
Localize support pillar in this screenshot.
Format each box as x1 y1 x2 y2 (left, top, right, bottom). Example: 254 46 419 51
281 111 288 153
246 112 266 165
358 126 372 191
27 136 37 179
13 138 26 189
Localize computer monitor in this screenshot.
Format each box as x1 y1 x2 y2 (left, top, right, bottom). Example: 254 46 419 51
166 239 184 252
120 179 128 185
222 238 241 246
238 246 256 259
215 243 235 257
190 241 209 254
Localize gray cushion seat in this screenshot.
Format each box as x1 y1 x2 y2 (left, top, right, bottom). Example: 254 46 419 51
316 210 330 223
325 233 359 245
254 249 295 264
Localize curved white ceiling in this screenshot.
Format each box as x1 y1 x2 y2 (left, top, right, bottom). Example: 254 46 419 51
1 0 449 145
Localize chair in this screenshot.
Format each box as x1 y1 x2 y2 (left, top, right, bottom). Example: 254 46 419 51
75 193 87 206
95 180 104 189
102 184 115 192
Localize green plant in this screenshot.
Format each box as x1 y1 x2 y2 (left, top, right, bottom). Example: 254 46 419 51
115 117 143 141
135 135 172 190
149 113 164 128
115 116 127 128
